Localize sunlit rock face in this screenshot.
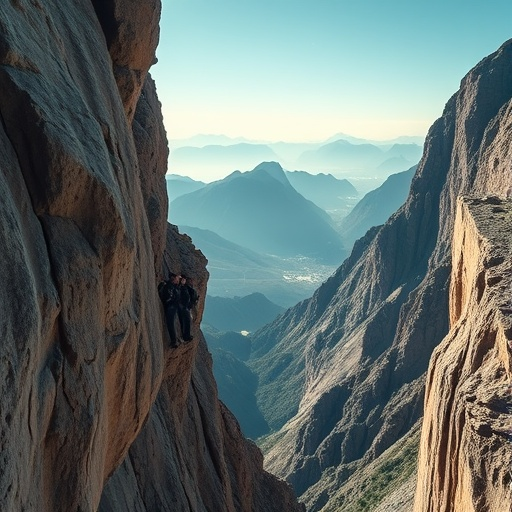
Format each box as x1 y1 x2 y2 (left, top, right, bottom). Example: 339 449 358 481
0 2 163 509
414 197 512 512
248 40 512 510
101 226 304 512
0 2 303 511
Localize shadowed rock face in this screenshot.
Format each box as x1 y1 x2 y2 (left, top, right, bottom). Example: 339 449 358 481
414 197 512 512
0 2 303 511
0 2 164 509
249 39 512 510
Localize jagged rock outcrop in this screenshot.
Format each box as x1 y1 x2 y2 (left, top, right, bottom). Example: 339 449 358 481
249 39 512 510
101 226 302 512
414 197 512 512
0 2 303 511
91 0 161 121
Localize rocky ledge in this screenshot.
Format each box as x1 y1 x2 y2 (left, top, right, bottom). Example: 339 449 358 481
415 196 512 512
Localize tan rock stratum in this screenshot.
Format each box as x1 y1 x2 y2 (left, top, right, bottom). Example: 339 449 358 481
415 197 512 512
0 1 303 511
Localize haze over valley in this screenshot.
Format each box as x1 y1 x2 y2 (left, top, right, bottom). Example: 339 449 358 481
166 143 418 309
168 133 424 194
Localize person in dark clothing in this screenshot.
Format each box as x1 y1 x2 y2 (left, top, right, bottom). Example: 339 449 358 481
177 276 198 343
158 273 181 347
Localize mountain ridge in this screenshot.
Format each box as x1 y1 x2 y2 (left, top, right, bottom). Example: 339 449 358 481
247 38 512 511
169 161 346 264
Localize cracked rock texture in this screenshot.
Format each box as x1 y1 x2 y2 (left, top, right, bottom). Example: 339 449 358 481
414 197 512 512
0 2 302 511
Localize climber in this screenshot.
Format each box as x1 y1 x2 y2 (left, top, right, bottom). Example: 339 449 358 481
158 273 181 347
177 275 199 343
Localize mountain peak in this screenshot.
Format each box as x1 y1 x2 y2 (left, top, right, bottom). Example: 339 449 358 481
251 161 290 186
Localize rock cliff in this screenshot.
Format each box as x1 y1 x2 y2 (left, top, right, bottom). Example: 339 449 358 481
249 39 512 510
414 197 512 512
0 2 302 511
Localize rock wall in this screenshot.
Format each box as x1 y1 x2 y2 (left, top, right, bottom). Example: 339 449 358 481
414 197 512 512
0 2 302 511
248 39 512 510
100 226 303 512
0 2 163 509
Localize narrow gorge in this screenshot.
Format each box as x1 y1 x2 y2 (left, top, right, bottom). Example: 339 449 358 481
1 2 512 512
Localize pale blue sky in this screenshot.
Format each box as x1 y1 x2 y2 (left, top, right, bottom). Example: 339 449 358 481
152 0 512 142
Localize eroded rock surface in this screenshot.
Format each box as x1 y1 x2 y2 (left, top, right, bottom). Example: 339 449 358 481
100 225 303 512
414 197 512 512
0 2 303 511
0 2 163 509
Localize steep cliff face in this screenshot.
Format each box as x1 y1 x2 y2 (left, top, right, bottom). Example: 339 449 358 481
0 2 163 509
101 226 303 512
414 197 512 512
249 39 512 510
0 2 302 511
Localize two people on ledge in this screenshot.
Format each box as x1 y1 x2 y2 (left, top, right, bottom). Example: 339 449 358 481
158 273 199 347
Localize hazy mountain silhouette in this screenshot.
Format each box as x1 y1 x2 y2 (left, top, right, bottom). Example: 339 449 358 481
203 293 285 333
374 144 423 173
169 143 280 175
165 174 205 202
168 135 423 182
297 139 384 170
295 139 422 175
324 132 425 146
285 170 358 210
169 162 345 264
376 155 413 172
339 166 416 246
384 143 423 161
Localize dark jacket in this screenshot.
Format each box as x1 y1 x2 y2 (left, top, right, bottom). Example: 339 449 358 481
179 284 199 309
158 280 180 307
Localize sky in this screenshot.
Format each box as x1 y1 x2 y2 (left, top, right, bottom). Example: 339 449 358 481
152 0 512 144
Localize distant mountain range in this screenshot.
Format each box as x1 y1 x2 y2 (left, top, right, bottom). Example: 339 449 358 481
165 174 205 203
168 169 358 214
285 170 358 211
169 162 346 264
169 132 425 150
322 132 425 147
168 133 424 180
170 143 281 177
296 141 422 174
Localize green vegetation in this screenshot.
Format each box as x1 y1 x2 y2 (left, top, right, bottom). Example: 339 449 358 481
326 429 420 512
